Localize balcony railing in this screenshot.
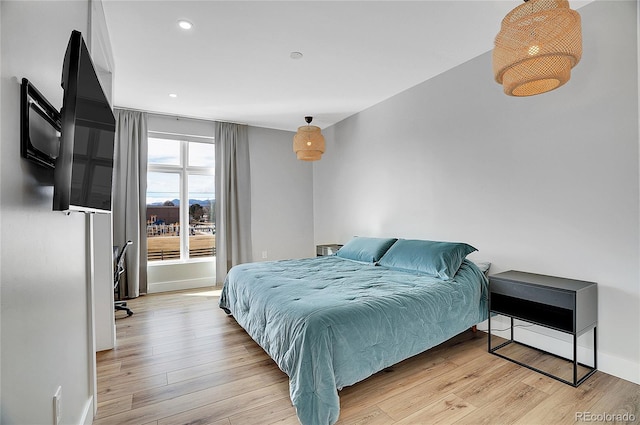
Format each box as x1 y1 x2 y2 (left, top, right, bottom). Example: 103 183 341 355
148 246 216 261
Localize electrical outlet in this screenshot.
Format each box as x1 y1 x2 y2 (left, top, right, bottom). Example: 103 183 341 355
261 250 268 259
53 386 62 425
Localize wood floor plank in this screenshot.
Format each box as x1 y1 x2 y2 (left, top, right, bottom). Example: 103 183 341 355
97 345 154 364
96 360 122 377
227 397 298 425
98 371 168 403
111 339 250 377
453 381 549 425
333 406 395 425
393 393 477 425
451 361 531 406
338 332 491 416
132 359 287 410
151 327 248 356
520 370 565 395
95 376 287 425
373 373 455 422
94 394 133 420
154 382 290 425
96 288 640 425
340 355 450 405
167 347 273 385
374 355 503 421
512 371 620 425
583 377 640 422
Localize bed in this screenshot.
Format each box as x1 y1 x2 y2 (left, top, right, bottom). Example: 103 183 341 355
219 237 488 425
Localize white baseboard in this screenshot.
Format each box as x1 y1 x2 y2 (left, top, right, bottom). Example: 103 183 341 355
598 352 640 385
79 397 94 425
147 277 215 293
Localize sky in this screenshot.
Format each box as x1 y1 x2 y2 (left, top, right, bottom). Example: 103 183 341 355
146 137 215 204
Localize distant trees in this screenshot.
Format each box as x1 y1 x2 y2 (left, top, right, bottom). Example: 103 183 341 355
189 203 205 222
148 199 215 224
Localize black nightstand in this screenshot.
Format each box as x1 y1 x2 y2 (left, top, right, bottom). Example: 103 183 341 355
488 270 597 386
316 244 343 256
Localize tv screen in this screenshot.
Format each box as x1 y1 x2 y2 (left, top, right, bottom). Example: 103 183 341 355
53 30 116 213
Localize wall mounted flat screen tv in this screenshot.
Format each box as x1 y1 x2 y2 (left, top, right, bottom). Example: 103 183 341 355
53 30 116 213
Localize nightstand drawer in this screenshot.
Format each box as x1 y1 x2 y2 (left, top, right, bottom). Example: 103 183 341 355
490 278 574 310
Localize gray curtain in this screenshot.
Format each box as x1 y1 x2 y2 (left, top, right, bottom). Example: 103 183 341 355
113 109 148 296
215 121 252 284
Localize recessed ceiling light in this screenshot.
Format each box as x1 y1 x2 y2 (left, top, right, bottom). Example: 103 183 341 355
290 52 303 60
178 20 193 30
169 93 178 98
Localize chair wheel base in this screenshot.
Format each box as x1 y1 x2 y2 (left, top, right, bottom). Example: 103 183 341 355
115 301 133 317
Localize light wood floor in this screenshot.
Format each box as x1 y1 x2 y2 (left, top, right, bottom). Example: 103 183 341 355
95 288 639 425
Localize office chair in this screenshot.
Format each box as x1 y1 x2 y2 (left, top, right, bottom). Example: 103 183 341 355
114 240 134 316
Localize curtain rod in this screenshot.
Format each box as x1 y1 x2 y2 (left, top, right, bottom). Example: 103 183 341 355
148 130 214 141
113 106 248 127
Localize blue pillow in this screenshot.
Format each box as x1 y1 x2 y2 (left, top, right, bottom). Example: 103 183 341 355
336 237 398 263
377 239 477 280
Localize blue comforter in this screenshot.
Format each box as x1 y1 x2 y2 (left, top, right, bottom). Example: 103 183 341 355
219 256 488 425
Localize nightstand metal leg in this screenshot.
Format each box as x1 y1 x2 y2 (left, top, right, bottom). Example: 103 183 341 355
573 332 578 385
510 316 514 341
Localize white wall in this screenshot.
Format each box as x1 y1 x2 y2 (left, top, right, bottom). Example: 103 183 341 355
249 125 315 262
314 0 639 384
89 0 115 105
0 2 97 424
147 261 215 293
93 213 115 351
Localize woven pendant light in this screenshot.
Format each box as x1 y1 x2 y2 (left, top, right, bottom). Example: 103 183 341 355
493 0 582 96
293 116 325 161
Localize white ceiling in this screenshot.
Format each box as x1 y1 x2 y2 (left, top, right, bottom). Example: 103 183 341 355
102 0 593 132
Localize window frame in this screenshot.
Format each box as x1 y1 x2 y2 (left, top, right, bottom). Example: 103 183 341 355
147 131 215 263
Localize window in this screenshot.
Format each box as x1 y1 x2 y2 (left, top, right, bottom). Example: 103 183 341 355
146 135 215 262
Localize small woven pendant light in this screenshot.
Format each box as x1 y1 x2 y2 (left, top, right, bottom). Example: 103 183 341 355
293 116 325 161
493 0 582 96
